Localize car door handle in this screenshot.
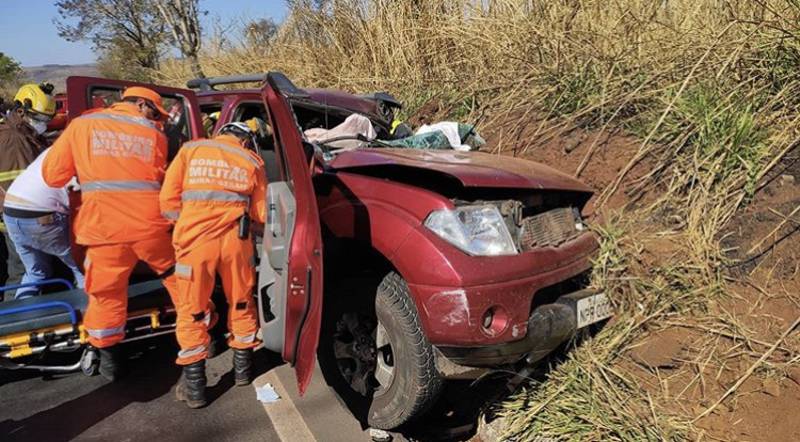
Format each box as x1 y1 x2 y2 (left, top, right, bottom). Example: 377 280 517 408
290 275 306 294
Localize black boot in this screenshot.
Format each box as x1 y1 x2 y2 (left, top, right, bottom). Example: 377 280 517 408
98 346 124 382
233 348 253 386
176 360 207 409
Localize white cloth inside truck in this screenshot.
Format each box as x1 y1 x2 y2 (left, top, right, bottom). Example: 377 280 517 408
304 114 376 150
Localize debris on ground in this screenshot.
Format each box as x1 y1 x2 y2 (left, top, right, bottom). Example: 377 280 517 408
255 383 280 404
369 428 392 442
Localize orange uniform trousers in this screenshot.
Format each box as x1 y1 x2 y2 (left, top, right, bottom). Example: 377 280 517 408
83 234 179 348
174 227 260 365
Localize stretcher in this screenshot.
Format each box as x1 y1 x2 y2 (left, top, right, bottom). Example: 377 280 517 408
0 278 176 375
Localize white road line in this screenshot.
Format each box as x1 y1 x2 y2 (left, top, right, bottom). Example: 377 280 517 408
254 370 317 442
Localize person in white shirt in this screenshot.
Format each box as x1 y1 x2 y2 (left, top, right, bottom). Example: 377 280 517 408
2 148 84 299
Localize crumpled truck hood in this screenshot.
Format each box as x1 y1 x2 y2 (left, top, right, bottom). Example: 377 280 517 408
327 148 593 192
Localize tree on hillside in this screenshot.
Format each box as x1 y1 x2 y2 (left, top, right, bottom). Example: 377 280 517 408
96 37 157 82
245 18 279 48
54 0 166 78
0 53 23 84
154 0 207 79
0 53 24 102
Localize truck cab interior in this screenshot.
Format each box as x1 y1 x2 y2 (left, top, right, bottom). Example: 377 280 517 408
224 101 282 183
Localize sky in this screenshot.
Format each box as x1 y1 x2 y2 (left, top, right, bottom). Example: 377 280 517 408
0 0 288 67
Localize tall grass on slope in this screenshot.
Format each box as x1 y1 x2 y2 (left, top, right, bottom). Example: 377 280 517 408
500 217 725 441
157 1 800 439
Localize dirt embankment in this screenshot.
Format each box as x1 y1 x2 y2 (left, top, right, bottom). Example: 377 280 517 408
477 113 800 441
699 160 800 441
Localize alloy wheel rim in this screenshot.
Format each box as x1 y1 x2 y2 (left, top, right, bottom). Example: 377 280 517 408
331 312 396 396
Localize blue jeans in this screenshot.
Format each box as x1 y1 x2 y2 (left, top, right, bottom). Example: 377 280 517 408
3 212 85 299
1 230 24 300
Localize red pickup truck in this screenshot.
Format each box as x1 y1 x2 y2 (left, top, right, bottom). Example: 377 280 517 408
54 73 611 429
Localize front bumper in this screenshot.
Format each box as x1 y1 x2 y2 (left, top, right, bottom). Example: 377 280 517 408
436 289 600 367
407 235 595 348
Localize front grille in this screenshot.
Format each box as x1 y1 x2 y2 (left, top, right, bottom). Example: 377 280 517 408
519 207 580 250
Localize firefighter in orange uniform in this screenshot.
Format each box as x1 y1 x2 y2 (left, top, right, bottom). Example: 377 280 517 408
42 87 178 381
160 121 266 408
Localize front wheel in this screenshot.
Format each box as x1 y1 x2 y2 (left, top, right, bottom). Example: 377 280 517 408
327 272 444 429
369 272 444 428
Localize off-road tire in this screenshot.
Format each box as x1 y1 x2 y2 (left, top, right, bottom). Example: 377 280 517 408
368 272 444 429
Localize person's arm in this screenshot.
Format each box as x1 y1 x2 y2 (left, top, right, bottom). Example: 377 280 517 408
159 148 185 223
153 131 169 181
42 123 77 187
250 164 267 225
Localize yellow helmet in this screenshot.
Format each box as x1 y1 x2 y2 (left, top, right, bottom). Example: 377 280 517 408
14 84 56 117
245 117 272 138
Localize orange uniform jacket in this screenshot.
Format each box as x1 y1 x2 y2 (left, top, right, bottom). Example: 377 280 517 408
42 102 171 245
160 134 267 251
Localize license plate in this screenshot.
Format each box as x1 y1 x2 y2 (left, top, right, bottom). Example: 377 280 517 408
576 292 613 328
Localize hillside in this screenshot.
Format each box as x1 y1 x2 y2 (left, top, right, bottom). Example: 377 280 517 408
22 63 98 93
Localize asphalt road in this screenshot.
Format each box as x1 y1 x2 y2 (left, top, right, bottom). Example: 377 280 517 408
0 335 510 442
0 337 282 442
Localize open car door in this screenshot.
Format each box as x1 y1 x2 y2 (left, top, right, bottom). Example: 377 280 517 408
64 76 204 153
257 73 324 395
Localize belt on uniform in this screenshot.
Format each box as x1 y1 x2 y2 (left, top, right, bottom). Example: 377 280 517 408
3 206 57 224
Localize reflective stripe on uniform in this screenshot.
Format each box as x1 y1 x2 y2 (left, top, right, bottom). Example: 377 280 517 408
0 169 23 182
183 140 260 167
86 325 125 339
82 180 161 192
178 345 208 360
80 112 157 130
181 190 248 203
234 333 257 344
162 210 180 220
175 262 192 278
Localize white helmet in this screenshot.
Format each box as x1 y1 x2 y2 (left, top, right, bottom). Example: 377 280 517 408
218 121 257 150
218 121 255 136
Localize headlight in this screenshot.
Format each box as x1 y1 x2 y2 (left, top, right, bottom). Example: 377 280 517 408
425 205 518 256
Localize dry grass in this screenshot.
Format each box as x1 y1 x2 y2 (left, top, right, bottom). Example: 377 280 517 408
498 219 713 441
156 1 800 439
